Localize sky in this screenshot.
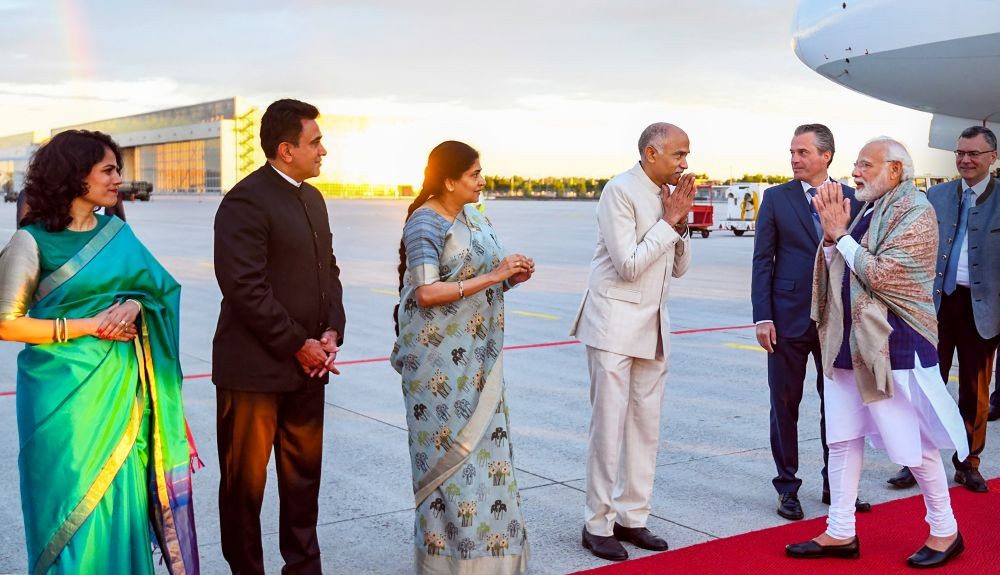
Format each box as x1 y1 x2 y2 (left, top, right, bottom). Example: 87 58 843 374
0 0 959 186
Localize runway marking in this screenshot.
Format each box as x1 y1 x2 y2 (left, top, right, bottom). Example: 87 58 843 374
673 324 755 335
505 340 579 351
723 343 766 352
370 288 398 296
0 324 757 392
511 310 560 320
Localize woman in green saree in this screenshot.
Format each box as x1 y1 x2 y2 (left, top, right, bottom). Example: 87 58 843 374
391 141 534 575
0 130 199 575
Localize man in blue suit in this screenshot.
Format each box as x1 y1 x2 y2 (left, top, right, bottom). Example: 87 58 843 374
752 124 869 520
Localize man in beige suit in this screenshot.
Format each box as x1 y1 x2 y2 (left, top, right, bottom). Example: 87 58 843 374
571 122 694 562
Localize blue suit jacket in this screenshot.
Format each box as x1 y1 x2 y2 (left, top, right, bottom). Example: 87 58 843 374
751 179 860 339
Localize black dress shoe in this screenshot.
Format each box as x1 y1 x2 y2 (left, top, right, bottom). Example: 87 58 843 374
989 404 1000 422
777 492 804 520
888 466 917 488
613 523 669 551
820 490 872 512
954 469 989 493
906 532 964 568
786 537 860 559
582 527 628 561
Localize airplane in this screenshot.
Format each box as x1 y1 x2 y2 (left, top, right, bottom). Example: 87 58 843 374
791 0 1000 151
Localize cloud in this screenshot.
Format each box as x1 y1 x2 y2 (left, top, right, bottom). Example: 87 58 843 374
0 1 958 179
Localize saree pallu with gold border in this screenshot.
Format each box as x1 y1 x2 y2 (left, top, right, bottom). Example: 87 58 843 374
391 207 528 575
5 218 199 574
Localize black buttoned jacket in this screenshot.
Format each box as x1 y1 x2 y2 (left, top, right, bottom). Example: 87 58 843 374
212 165 346 391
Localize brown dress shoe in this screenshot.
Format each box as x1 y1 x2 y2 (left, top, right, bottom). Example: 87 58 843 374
582 526 628 561
954 469 989 493
613 523 669 551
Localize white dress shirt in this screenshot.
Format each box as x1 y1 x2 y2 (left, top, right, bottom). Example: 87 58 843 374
271 164 302 188
754 178 832 326
955 176 989 287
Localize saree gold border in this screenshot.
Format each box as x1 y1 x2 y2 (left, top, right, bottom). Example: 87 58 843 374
414 540 530 575
414 356 504 507
35 217 124 301
32 368 145 575
137 317 186 575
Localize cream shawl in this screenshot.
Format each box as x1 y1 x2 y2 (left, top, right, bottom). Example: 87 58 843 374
811 180 939 403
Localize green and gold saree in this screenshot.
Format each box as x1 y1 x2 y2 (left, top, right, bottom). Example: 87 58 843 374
0 216 199 575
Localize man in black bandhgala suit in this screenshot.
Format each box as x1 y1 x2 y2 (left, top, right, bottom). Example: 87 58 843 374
213 98 346 575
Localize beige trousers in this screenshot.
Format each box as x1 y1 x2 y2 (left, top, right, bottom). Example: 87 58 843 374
584 345 668 536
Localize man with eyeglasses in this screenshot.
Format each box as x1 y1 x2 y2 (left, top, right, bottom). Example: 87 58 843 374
887 126 1000 493
787 136 968 568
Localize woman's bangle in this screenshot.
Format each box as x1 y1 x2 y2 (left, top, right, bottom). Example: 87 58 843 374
457 280 465 299
53 317 68 343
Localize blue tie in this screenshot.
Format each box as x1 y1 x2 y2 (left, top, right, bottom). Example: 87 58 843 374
942 188 974 295
807 188 823 239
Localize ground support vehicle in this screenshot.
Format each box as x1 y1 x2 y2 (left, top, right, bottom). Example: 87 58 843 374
689 185 715 237
120 181 154 201
710 182 767 236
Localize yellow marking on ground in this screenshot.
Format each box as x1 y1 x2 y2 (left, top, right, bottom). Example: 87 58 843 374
723 343 766 353
370 288 398 296
511 310 560 320
198 261 214 268
948 375 958 382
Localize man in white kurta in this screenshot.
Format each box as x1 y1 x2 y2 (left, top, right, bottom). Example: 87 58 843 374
569 123 694 562
786 137 968 569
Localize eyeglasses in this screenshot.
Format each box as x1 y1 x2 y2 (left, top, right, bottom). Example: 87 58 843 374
954 150 996 159
853 160 884 170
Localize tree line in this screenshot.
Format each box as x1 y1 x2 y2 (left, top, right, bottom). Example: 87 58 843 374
482 173 788 199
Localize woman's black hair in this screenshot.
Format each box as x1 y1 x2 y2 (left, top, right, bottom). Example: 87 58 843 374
20 130 122 232
393 141 480 334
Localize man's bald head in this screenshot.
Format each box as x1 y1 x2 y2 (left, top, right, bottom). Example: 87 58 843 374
638 123 685 156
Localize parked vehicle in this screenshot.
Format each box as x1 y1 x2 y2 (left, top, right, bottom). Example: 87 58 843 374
2 180 15 203
913 175 950 192
689 185 715 238
119 181 154 201
712 182 768 236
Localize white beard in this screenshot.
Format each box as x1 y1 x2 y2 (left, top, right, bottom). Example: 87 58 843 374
855 168 894 202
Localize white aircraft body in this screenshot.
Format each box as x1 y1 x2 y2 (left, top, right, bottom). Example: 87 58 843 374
792 0 1000 150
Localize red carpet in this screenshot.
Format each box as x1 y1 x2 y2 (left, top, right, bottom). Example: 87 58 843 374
571 478 999 575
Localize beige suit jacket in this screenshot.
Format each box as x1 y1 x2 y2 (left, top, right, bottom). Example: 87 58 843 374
569 163 691 360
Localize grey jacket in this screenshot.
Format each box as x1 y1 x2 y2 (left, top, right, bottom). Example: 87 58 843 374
927 177 1000 339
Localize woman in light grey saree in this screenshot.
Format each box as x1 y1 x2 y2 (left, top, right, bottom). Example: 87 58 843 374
391 141 533 575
